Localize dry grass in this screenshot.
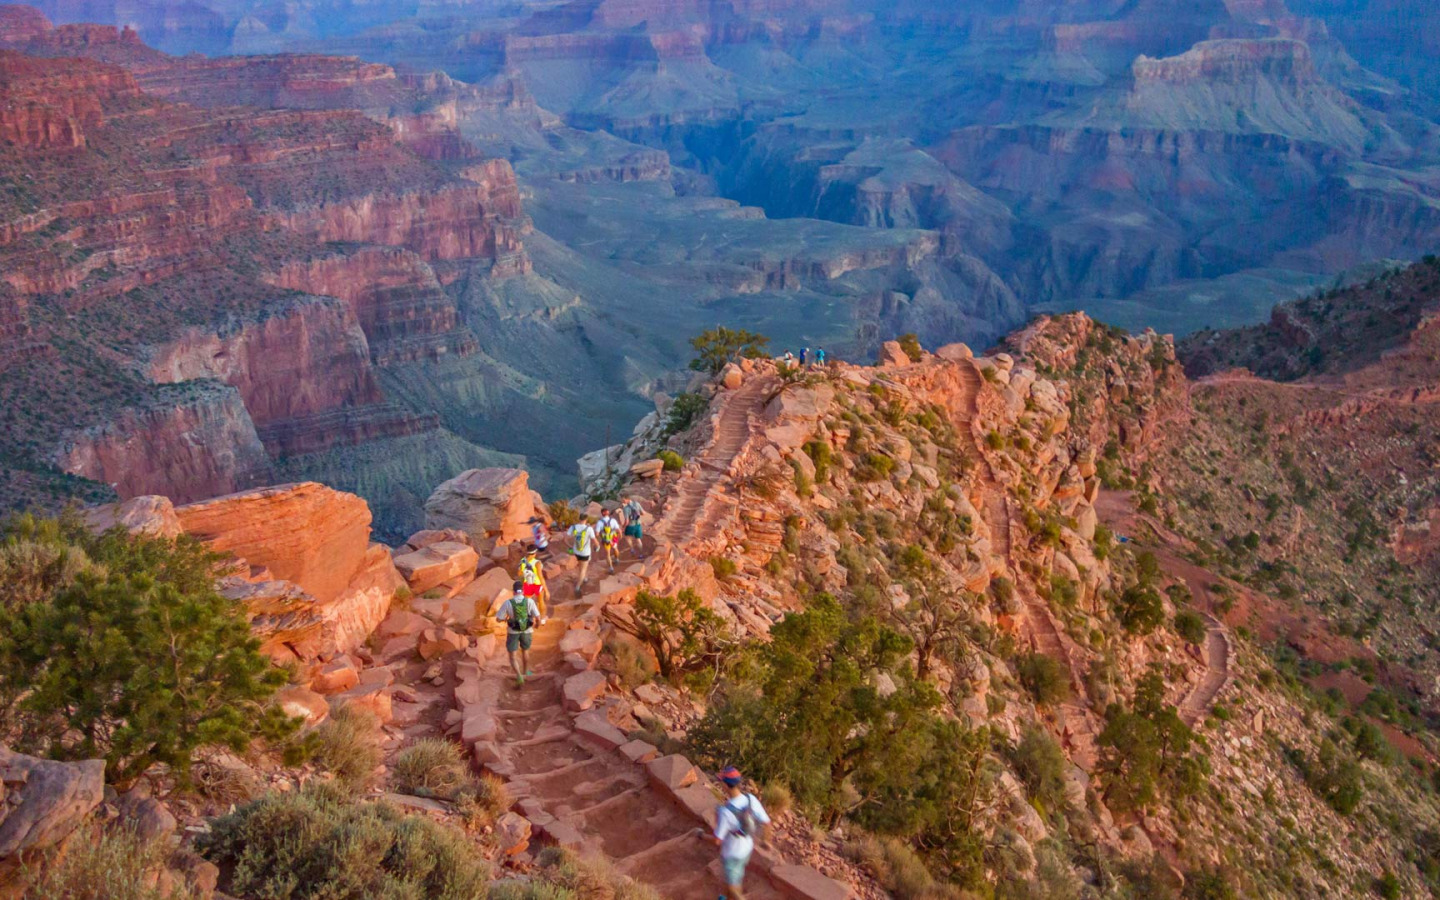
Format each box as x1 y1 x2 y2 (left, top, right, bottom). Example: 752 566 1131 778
23 822 198 900
312 704 382 789
393 738 470 799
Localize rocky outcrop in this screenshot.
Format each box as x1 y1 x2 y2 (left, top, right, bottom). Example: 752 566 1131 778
0 746 105 859
424 468 539 550
176 483 374 603
83 494 182 537
53 382 272 504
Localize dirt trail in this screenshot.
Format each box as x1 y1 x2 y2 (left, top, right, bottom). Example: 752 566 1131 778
465 564 787 899
654 376 773 551
1095 491 1233 725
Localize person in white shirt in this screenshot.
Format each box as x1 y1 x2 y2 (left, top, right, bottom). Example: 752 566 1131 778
495 581 543 687
621 496 646 560
567 518 599 596
702 766 771 900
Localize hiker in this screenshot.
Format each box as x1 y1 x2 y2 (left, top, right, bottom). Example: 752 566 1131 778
621 496 645 559
519 544 550 615
816 347 826 367
781 350 794 363
567 516 599 596
496 580 543 687
528 516 551 559
597 507 622 574
700 766 771 900
799 347 808 366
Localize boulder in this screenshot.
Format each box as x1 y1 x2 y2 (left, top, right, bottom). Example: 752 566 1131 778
401 529 473 552
84 495 182 538
221 578 331 664
721 364 744 390
619 739 660 764
573 710 627 750
935 343 973 361
559 629 602 664
418 627 468 661
425 469 537 548
394 541 480 595
629 458 665 479
116 790 177 843
176 483 373 604
0 747 105 859
275 685 329 726
310 657 359 695
877 341 910 367
496 811 532 855
330 682 392 725
325 543 404 654
562 670 608 712
647 755 698 792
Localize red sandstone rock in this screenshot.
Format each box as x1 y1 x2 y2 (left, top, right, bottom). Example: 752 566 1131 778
311 658 359 695
176 483 372 604
495 811 532 855
275 685 329 726
394 541 480 595
418 626 468 660
331 682 393 725
562 670 608 712
424 468 538 548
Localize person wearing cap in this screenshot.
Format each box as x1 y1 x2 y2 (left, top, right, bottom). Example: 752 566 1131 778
496 580 544 687
701 766 771 900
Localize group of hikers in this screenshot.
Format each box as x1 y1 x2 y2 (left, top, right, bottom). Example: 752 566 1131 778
493 495 646 688
780 346 826 368
491 497 771 899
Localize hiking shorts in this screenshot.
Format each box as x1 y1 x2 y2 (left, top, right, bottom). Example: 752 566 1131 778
522 582 542 598
505 631 533 653
721 852 752 887
625 523 643 539
574 554 591 562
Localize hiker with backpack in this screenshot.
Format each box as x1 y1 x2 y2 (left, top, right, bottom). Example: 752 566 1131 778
621 496 645 559
567 516 599 596
496 580 544 687
528 516 551 559
519 545 550 615
700 766 771 900
597 507 622 574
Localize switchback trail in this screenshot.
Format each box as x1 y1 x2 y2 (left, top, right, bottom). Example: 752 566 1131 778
654 376 774 551
460 562 788 900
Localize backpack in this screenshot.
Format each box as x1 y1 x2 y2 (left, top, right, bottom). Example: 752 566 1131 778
600 519 618 542
571 526 592 555
520 558 541 584
624 502 641 525
508 596 532 631
723 795 760 839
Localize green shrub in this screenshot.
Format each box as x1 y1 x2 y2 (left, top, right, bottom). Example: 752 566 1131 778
803 440 833 483
454 774 510 834
548 501 581 530
856 452 896 482
689 327 770 374
23 822 198 900
393 738 470 799
199 781 489 900
709 556 738 580
609 589 734 684
663 392 709 437
1118 584 1165 635
657 450 684 472
605 635 658 689
1173 610 1206 645
313 705 382 790
0 513 294 787
897 333 924 362
791 458 813 498
1011 725 1069 812
1016 653 1070 707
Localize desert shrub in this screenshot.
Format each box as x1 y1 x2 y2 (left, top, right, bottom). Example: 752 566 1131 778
709 556 738 580
605 635 657 689
548 500 581 530
312 705 382 790
454 774 511 834
1016 653 1070 707
657 450 684 472
791 458 814 498
856 452 896 482
689 327 770 374
23 822 198 900
393 738 470 799
1289 739 1365 816
528 847 661 900
803 440 833 483
198 781 489 900
1173 610 1207 645
761 781 794 818
845 833 963 900
609 589 735 685
897 333 924 362
1182 866 1237 900
0 513 294 787
663 392 709 437
1010 725 1069 812
1117 583 1165 635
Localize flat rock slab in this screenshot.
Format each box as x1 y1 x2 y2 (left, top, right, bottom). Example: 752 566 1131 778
394 541 479 595
770 864 854 900
330 682 392 724
573 709 627 750
647 754 698 792
562 670 608 712
618 739 659 764
558 629 603 664
667 783 720 828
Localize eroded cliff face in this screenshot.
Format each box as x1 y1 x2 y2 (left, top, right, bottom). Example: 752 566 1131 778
52 382 272 503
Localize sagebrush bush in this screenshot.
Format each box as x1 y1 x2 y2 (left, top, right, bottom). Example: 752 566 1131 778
454 773 510 834
23 822 197 900
1016 652 1071 707
761 781 793 818
657 450 685 472
529 848 661 900
199 781 488 900
394 738 470 798
606 635 658 689
313 704 382 789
